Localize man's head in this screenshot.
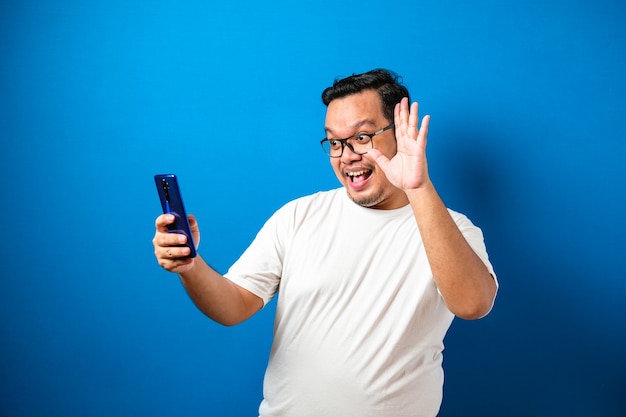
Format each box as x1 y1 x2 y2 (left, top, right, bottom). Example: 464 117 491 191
322 69 409 124
322 69 410 210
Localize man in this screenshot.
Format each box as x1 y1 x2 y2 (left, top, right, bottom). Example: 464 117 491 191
153 69 497 416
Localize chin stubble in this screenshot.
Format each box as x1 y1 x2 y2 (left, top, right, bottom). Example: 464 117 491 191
346 188 385 208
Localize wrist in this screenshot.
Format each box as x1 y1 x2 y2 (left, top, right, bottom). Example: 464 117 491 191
404 179 435 198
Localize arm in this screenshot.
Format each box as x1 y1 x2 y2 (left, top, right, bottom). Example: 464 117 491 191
370 98 497 319
153 214 263 326
405 183 496 319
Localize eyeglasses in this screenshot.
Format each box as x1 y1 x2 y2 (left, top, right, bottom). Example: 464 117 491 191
320 123 394 158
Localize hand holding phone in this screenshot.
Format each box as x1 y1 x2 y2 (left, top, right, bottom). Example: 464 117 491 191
154 174 197 258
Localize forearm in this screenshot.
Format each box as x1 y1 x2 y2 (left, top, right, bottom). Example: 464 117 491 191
406 183 497 319
178 255 263 326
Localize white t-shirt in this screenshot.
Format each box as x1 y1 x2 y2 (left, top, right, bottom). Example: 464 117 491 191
225 188 496 417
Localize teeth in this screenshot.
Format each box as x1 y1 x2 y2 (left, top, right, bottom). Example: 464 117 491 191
347 170 368 177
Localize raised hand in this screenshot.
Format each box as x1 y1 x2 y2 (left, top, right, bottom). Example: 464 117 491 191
153 214 200 273
368 97 431 191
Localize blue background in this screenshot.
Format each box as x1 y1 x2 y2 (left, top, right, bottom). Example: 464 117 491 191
1 0 625 416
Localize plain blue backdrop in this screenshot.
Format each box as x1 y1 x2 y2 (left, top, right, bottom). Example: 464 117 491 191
1 0 625 416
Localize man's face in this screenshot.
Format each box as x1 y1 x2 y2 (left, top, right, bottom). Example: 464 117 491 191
324 89 408 210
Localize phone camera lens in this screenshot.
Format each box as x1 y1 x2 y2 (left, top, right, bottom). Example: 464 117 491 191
162 179 171 200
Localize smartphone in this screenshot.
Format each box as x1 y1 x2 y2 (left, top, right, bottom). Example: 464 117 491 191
154 174 197 258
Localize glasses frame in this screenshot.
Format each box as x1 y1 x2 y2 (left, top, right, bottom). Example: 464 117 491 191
320 123 395 158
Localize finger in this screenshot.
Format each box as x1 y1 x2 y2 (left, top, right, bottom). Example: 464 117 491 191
153 230 188 250
162 245 191 259
155 214 176 232
394 101 401 127
399 97 410 130
394 98 409 137
155 246 191 273
408 102 419 136
418 114 431 149
158 256 194 272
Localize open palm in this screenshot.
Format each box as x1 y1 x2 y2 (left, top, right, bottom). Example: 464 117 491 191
369 97 431 191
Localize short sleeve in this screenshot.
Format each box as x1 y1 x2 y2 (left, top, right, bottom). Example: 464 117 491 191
224 204 292 306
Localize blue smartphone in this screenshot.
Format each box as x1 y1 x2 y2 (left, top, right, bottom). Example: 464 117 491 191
154 174 197 258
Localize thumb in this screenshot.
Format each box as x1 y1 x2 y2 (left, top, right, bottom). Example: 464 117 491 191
188 214 200 249
367 148 391 172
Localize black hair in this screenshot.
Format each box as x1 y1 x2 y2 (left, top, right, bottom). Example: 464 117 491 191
321 68 410 122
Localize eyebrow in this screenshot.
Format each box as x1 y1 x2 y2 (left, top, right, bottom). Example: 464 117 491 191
324 119 377 137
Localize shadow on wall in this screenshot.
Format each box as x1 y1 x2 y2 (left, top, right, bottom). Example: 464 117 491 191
434 126 626 416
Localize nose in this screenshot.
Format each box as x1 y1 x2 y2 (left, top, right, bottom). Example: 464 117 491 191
340 142 362 163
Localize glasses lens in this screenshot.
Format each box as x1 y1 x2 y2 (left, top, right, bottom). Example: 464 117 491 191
352 134 371 154
322 139 341 157
321 135 373 157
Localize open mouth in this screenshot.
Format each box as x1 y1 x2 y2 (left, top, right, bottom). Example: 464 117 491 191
346 169 373 187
